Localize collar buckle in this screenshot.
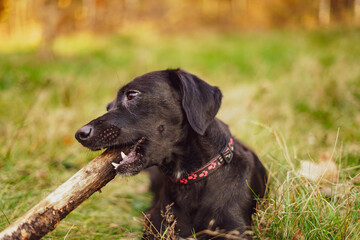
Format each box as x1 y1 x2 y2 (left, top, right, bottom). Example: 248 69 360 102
222 147 233 164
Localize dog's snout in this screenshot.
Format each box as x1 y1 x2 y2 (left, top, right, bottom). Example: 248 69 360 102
75 125 94 141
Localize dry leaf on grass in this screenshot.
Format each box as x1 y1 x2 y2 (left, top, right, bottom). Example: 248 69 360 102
298 152 340 197
298 152 338 183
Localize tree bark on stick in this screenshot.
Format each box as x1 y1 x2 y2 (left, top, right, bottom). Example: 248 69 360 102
0 149 122 240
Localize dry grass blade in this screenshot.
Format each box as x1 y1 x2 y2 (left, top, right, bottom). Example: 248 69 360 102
143 203 177 240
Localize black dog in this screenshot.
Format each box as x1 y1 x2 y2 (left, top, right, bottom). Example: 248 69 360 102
75 69 267 239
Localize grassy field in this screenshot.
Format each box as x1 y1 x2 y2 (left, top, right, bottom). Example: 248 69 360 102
0 28 359 239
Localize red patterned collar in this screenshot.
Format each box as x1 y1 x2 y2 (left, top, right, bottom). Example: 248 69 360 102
169 138 234 185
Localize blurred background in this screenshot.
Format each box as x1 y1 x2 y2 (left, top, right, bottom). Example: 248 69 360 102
1 0 360 239
1 0 360 49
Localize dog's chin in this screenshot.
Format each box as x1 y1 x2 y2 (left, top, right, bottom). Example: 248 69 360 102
113 158 145 176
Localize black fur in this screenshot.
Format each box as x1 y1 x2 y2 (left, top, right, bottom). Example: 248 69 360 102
75 69 267 239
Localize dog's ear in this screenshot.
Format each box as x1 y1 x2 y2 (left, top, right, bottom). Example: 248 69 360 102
106 100 115 111
168 69 222 135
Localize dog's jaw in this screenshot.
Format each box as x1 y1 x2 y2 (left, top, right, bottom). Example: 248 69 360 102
110 137 147 176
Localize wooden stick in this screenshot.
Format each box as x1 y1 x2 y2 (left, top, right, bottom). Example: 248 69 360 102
0 149 122 240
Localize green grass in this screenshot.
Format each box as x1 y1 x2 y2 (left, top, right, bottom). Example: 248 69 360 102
0 28 360 239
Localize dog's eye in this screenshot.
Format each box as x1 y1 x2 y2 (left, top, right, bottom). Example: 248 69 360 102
126 90 140 101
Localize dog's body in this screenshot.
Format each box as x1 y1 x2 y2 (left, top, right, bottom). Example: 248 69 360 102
75 69 267 239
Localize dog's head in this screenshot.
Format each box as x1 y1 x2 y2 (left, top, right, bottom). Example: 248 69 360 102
75 69 222 175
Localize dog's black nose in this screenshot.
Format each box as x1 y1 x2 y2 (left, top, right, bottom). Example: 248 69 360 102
75 125 94 141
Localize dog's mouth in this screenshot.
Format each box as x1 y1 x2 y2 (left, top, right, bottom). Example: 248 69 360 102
109 137 146 174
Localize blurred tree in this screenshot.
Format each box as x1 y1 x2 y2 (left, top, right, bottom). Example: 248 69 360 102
38 0 60 56
0 0 5 17
356 0 360 24
331 0 354 24
319 0 331 25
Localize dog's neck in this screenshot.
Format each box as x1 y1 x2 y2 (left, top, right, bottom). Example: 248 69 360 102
161 119 231 180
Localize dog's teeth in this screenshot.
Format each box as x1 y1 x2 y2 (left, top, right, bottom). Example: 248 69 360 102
112 162 120 169
121 152 126 159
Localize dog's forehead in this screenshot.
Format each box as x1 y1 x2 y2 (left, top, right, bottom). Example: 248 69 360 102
123 71 170 92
